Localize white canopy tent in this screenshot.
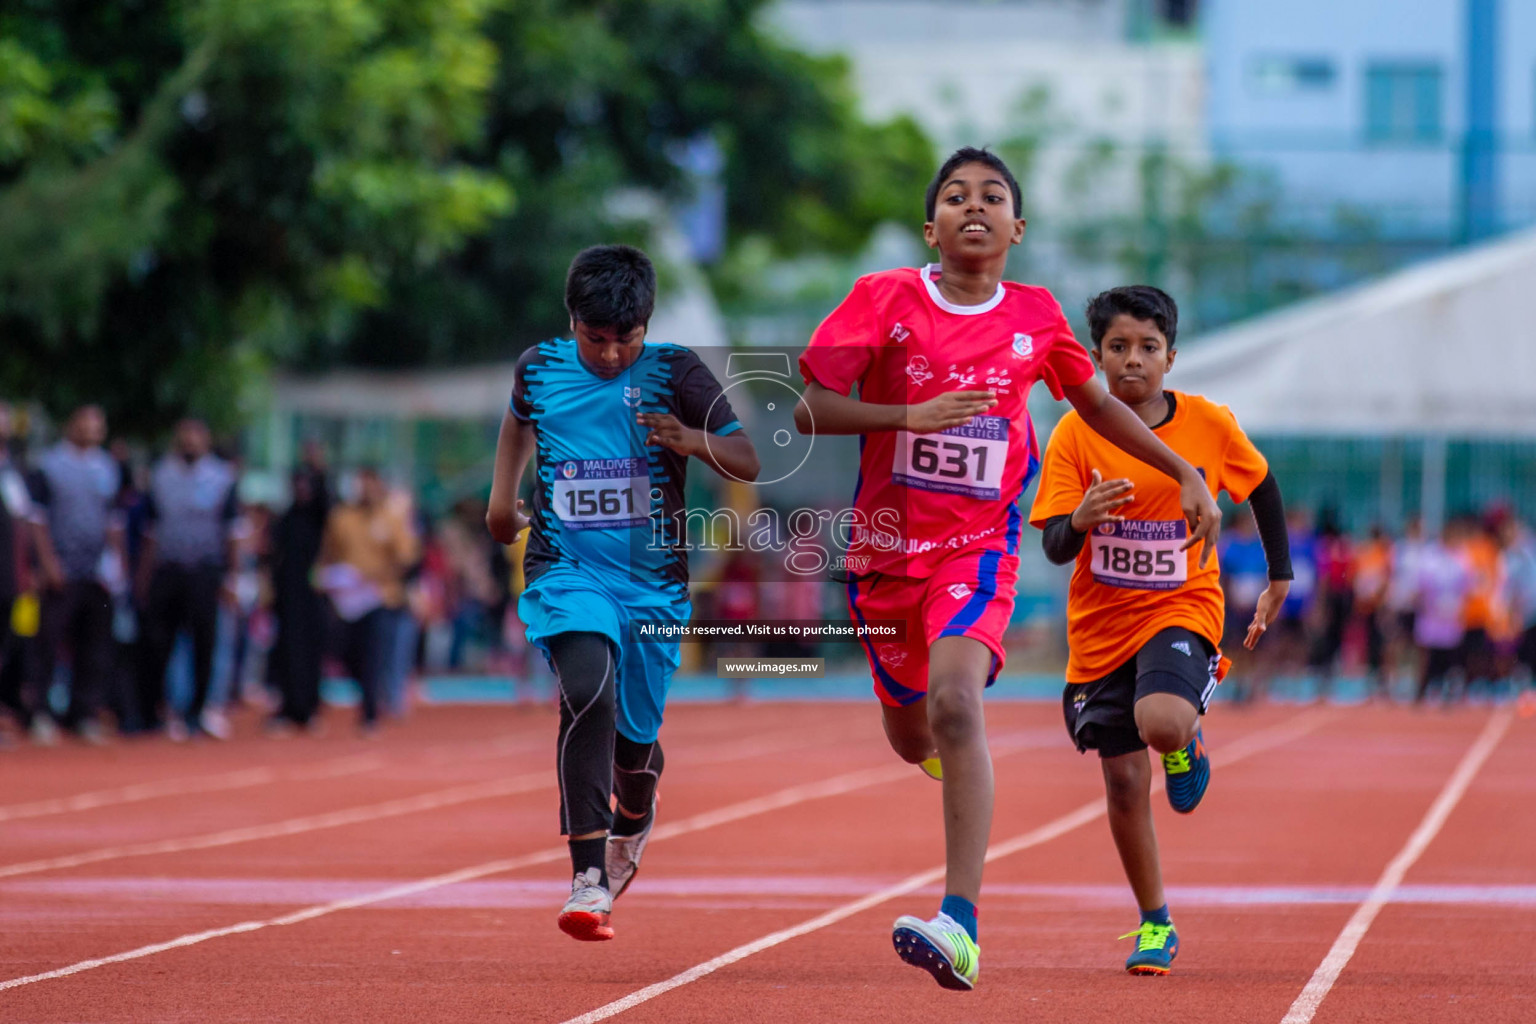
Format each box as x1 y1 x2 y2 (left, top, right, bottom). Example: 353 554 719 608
1172 226 1536 527
1173 225 1536 438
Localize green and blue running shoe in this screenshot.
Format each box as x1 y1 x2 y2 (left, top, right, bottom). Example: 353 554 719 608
1120 920 1179 975
1162 727 1209 814
892 913 979 991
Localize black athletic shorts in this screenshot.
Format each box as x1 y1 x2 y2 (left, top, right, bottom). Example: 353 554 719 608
1063 626 1219 759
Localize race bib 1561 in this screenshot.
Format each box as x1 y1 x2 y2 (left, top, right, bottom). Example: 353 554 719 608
1088 519 1188 591
552 457 650 531
892 415 1008 500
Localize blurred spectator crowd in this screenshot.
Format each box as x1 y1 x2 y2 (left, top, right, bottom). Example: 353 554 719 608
2 399 1531 750
1218 505 1536 703
0 402 528 748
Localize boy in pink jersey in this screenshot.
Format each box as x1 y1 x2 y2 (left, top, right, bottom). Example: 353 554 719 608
794 147 1221 991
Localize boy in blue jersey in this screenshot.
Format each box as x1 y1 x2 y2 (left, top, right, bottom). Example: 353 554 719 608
487 245 760 941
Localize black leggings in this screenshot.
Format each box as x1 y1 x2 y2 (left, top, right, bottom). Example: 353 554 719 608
138 565 222 726
1417 646 1462 702
550 632 664 836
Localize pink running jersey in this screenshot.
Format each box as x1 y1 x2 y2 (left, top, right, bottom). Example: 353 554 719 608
799 264 1096 579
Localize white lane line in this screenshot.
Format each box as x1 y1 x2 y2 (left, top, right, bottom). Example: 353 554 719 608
0 736 543 824
0 775 549 880
558 708 1334 1024
0 721 836 826
0 757 397 824
0 725 1036 882
0 726 572 823
0 725 829 880
1279 708 1514 1024
0 732 1052 993
0 768 282 823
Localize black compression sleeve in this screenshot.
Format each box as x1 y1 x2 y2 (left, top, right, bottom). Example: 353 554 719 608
1041 514 1087 565
1247 471 1293 581
549 631 618 836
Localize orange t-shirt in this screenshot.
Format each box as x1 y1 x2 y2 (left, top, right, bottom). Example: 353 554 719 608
1029 391 1269 683
1460 534 1502 632
1353 539 1393 612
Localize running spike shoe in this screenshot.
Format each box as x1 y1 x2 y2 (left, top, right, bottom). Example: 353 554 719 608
1162 727 1210 814
558 867 614 941
1120 920 1179 975
892 913 979 991
606 797 657 900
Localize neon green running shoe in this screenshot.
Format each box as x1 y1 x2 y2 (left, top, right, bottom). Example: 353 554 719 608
919 756 942 781
892 913 979 990
1119 920 1179 975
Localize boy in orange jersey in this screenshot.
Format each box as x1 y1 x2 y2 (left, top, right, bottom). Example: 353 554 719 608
1030 286 1293 974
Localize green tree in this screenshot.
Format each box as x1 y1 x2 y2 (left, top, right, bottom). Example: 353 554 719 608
344 0 933 366
0 0 932 434
0 0 511 434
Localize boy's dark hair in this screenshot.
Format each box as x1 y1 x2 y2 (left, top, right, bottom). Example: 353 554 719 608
1085 285 1179 349
924 147 1023 221
564 244 656 334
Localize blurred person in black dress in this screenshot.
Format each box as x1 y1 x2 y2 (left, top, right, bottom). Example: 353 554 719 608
266 463 331 733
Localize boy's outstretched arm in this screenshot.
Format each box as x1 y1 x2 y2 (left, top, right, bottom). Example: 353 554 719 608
486 410 536 544
1243 471 1294 650
1061 376 1222 565
794 380 997 436
637 413 760 482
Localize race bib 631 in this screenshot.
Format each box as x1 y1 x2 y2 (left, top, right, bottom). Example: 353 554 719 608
892 415 1008 501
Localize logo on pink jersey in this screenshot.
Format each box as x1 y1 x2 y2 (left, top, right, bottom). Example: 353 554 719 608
947 583 973 600
889 322 911 343
945 364 978 387
904 355 934 386
1011 333 1034 360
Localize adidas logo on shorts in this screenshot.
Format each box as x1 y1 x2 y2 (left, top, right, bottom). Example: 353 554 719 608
1171 641 1192 657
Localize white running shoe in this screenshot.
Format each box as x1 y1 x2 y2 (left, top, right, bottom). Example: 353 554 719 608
76 720 109 746
606 799 657 900
29 717 60 747
892 912 980 991
198 710 232 741
558 867 614 942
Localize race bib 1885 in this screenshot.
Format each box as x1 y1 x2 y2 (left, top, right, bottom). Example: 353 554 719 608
892 415 1008 500
1088 519 1188 590
551 457 650 531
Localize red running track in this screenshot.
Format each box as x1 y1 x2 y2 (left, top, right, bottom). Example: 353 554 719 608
0 700 1530 1023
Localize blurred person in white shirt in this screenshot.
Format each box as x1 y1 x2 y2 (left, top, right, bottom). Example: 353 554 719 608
1386 517 1428 687
1500 517 1536 685
1413 521 1472 703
